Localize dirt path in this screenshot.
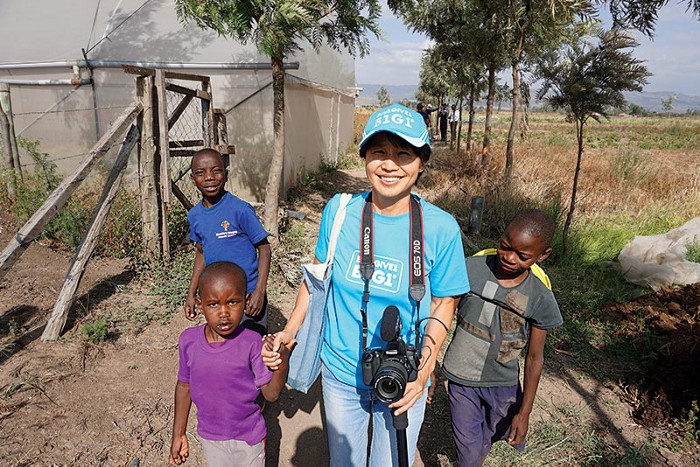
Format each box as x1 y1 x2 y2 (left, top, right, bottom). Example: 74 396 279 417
0 167 696 466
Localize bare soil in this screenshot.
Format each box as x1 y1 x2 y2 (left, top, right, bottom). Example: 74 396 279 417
603 283 700 429
1 167 699 466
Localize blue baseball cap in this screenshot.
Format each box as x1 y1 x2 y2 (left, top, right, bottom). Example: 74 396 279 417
359 104 430 150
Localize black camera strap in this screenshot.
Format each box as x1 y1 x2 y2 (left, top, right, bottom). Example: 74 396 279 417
359 193 425 350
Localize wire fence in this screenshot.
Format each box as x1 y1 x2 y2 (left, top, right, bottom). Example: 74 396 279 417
4 131 150 264
165 83 208 206
3 72 219 267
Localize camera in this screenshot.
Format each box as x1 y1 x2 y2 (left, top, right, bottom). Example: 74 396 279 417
362 306 420 403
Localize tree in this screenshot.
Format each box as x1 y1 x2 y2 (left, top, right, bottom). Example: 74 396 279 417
175 0 380 238
598 0 700 36
377 86 391 106
628 102 649 115
661 94 676 111
537 24 649 252
500 0 595 183
390 0 511 166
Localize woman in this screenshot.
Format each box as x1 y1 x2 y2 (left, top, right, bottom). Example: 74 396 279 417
264 104 469 466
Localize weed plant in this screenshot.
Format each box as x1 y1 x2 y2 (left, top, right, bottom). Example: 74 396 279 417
336 144 364 170
146 248 194 320
2 138 145 258
686 237 700 263
81 319 109 343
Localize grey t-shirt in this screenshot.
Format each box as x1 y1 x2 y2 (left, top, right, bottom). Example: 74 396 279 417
443 255 562 387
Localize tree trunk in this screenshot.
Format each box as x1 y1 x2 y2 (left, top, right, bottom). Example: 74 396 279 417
563 119 585 254
456 85 464 152
263 56 286 240
481 63 496 167
466 83 475 154
504 62 520 183
0 103 16 199
0 83 21 181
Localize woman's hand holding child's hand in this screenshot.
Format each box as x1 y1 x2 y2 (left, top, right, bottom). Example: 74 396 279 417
261 332 296 370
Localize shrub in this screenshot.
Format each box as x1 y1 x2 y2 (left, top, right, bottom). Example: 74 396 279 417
81 319 109 343
686 236 700 263
12 138 92 250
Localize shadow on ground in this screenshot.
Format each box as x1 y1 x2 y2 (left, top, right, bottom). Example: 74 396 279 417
0 269 135 365
263 302 329 466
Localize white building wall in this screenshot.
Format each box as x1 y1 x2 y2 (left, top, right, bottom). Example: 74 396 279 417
0 0 356 202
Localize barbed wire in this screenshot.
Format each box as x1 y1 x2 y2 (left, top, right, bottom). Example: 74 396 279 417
13 105 133 117
20 138 130 167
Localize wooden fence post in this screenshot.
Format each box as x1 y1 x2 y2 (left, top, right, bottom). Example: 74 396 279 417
0 83 21 181
136 76 160 259
42 124 140 341
201 80 214 147
0 99 16 200
468 195 484 235
0 103 142 280
155 69 171 259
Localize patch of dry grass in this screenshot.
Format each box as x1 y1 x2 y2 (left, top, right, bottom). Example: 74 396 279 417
419 111 700 230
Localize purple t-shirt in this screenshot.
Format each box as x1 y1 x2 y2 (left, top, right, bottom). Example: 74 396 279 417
177 324 273 444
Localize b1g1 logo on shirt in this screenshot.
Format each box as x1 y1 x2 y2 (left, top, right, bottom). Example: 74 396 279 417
345 251 403 293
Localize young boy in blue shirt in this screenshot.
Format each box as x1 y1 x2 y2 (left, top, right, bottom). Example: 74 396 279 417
184 149 271 334
442 209 563 466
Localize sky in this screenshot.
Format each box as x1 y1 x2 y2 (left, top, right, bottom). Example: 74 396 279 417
355 1 700 96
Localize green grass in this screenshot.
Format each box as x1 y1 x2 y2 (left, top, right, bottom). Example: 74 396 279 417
81 319 110 343
686 237 700 263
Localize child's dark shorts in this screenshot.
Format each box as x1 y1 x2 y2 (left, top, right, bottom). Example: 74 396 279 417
448 381 525 466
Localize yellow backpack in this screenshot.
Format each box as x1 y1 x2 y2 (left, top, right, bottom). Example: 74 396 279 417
473 248 552 290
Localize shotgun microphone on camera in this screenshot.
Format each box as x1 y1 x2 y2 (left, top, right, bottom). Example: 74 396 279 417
380 306 401 342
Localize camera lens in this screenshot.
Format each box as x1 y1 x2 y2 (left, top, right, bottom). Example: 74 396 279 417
373 361 408 403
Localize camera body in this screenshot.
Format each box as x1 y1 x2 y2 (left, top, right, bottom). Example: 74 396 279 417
362 306 420 403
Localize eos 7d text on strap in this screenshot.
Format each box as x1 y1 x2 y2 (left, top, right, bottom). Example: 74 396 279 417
358 193 426 350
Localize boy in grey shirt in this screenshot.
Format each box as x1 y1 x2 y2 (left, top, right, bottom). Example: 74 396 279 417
443 209 562 466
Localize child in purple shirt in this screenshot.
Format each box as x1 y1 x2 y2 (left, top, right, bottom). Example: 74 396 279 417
169 262 291 466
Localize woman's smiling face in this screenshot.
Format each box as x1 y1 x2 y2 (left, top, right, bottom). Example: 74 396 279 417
363 133 425 215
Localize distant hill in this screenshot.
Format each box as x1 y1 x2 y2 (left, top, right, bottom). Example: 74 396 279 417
356 84 421 106
622 91 700 113
357 83 700 113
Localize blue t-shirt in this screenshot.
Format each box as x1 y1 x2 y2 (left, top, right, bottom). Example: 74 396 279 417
188 192 269 293
316 193 470 388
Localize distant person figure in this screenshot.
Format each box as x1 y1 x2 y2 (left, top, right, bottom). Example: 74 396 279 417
184 148 271 335
449 104 460 143
438 103 449 143
169 261 292 466
416 103 438 137
441 209 563 466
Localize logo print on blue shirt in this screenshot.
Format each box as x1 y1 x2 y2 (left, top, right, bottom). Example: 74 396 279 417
345 251 403 293
216 219 238 239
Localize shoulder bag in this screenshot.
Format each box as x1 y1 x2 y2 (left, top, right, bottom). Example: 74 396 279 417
287 193 352 393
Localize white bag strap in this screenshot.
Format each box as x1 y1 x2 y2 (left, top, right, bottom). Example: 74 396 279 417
325 193 352 266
